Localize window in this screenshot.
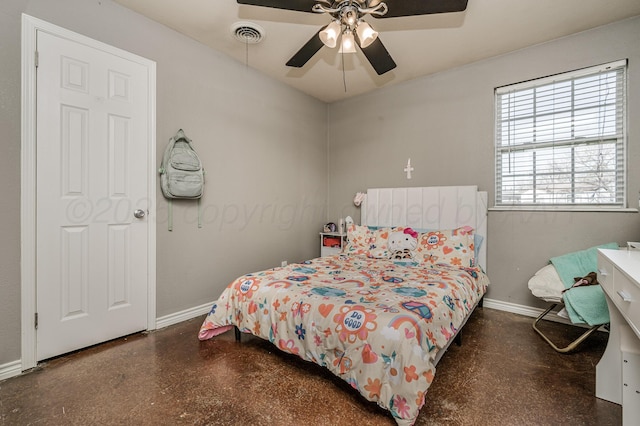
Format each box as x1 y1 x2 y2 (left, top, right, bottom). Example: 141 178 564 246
495 60 627 209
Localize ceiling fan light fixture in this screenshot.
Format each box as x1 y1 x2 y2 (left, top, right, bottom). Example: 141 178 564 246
338 30 357 54
355 21 378 48
319 20 341 48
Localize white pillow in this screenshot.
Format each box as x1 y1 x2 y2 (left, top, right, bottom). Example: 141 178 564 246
528 264 565 303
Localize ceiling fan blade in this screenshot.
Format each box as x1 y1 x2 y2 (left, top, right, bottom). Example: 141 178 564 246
286 27 326 68
372 0 468 18
237 0 323 13
359 37 396 75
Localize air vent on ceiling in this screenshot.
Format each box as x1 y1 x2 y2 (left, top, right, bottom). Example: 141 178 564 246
231 22 265 44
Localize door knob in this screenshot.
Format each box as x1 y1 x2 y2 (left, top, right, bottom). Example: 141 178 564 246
134 209 146 219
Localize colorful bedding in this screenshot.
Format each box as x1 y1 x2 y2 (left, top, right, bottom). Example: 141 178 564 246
199 254 489 425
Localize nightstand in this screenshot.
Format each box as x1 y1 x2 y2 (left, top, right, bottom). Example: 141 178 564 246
320 232 346 257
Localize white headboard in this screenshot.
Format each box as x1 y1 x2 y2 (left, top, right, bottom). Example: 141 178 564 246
361 186 488 271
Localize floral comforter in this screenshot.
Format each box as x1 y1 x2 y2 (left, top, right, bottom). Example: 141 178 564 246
199 254 489 425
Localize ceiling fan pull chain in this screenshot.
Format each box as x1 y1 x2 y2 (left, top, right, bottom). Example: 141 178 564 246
342 50 347 93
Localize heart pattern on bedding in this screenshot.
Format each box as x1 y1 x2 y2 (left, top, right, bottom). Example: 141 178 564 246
319 303 334 317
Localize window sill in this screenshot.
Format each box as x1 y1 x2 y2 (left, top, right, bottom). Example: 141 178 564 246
489 206 639 213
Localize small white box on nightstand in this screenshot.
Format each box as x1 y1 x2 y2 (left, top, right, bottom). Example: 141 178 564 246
320 232 345 257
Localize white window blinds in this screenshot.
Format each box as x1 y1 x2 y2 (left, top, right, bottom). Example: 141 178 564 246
495 60 627 208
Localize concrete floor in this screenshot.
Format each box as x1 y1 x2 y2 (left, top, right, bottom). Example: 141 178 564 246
0 307 620 425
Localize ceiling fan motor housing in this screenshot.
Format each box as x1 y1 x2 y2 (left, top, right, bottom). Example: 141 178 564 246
340 5 358 28
237 0 469 75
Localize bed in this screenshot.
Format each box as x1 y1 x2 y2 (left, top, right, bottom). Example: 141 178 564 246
198 186 489 425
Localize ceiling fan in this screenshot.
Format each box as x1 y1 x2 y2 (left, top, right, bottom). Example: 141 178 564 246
236 0 469 75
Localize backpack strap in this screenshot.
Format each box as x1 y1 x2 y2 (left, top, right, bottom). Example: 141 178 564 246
166 200 202 231
160 138 174 231
158 136 176 176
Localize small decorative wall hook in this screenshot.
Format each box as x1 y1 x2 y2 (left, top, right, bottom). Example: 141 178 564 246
404 158 414 179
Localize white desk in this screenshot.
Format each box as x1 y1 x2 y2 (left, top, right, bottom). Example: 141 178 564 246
596 249 640 425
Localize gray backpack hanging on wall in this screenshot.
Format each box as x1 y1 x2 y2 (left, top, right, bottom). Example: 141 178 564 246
159 129 204 230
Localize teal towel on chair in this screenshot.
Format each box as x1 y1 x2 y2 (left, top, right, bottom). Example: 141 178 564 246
550 242 618 326
563 286 610 326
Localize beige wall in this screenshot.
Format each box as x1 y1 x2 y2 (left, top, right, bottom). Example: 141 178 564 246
0 0 327 365
327 16 640 309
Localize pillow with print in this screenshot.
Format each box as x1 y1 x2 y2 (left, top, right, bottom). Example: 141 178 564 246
367 227 392 259
415 226 476 268
343 224 370 256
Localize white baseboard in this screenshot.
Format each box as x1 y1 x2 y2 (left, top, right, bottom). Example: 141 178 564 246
0 359 22 381
153 298 580 330
155 301 214 330
154 298 578 332
154 298 579 330
483 298 598 329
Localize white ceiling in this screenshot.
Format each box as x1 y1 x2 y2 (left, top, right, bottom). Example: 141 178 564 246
114 0 640 103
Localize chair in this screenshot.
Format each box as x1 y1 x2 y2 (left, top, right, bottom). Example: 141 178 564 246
528 264 601 353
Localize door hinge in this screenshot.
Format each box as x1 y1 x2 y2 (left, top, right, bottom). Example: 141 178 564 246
34 312 38 329
34 51 39 68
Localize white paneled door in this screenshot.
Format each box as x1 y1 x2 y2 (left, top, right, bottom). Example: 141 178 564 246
35 29 153 361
